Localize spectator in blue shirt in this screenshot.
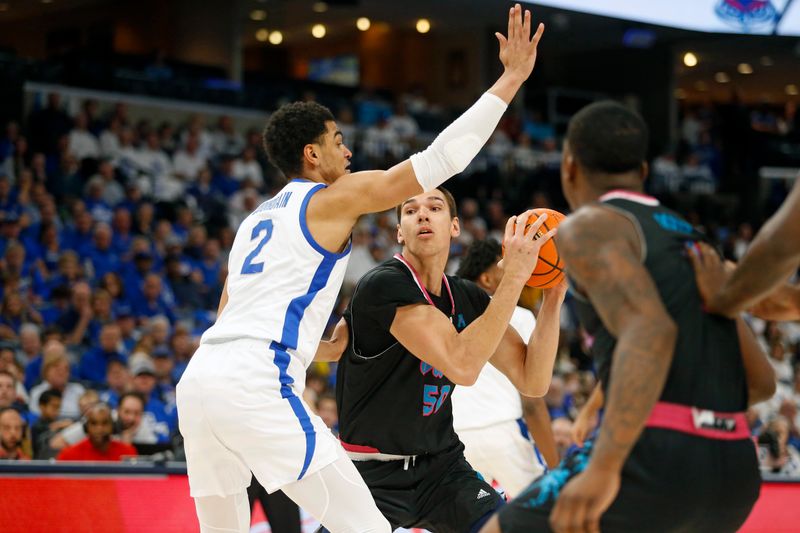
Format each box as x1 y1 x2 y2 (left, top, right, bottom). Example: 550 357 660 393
77 323 126 387
82 223 120 280
132 274 175 325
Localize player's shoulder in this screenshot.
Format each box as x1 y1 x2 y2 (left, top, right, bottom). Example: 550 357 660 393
357 258 412 291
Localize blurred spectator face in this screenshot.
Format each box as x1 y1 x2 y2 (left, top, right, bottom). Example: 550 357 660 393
0 176 11 197
19 327 41 356
552 417 573 458
242 146 256 162
0 373 15 408
85 407 114 449
59 252 80 278
5 244 25 271
92 290 112 317
133 371 156 396
219 115 233 133
317 396 338 430
2 293 24 317
203 240 220 260
98 160 115 180
146 132 160 150
101 273 123 299
72 282 91 309
45 359 70 390
94 224 113 250
106 360 130 393
111 209 131 233
77 211 94 233
117 315 136 337
41 224 58 247
77 390 100 416
220 158 234 175
171 332 192 359
118 396 143 431
143 275 162 301
153 355 174 380
75 112 88 131
47 93 61 109
186 135 199 153
0 409 24 452
40 396 62 421
176 207 193 227
99 324 121 352
188 226 207 248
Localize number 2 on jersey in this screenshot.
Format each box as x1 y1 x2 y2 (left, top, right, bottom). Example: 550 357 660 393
241 220 274 274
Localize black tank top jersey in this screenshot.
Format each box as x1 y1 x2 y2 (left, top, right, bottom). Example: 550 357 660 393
337 257 491 456
572 193 748 412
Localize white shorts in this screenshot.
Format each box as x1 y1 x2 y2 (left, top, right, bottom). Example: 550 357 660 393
176 338 340 497
456 418 545 498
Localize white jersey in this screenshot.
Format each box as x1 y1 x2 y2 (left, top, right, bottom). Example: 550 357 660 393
452 306 536 431
201 179 350 369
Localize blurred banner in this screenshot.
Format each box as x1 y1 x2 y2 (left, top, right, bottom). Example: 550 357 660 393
0 473 797 532
528 0 800 35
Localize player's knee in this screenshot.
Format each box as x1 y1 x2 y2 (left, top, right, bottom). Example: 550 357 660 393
477 514 503 533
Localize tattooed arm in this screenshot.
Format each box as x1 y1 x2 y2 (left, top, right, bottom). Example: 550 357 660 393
706 179 800 317
549 205 678 533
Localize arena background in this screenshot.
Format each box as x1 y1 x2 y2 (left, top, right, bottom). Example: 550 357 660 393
0 0 798 531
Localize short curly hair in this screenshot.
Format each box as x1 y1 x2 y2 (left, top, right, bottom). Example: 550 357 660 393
456 239 502 282
263 101 335 178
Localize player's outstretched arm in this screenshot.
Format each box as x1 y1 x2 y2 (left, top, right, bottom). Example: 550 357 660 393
522 396 560 468
309 5 544 246
735 316 776 405
749 283 800 321
572 384 604 448
548 206 677 533
489 280 566 397
705 178 800 316
390 211 555 385
314 318 349 362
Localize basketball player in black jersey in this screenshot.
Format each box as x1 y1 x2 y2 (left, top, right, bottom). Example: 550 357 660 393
689 176 800 321
483 101 770 533
334 187 567 533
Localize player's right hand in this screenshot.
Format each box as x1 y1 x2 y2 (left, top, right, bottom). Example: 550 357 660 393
495 4 545 83
571 407 595 448
502 210 557 286
687 242 736 317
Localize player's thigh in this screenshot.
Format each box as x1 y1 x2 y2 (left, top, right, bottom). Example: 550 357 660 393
281 453 391 533
420 455 505 533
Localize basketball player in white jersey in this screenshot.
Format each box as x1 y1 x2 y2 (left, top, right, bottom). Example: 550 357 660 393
176 5 547 532
452 239 560 498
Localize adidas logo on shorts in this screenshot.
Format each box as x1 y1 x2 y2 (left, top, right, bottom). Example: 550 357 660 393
477 489 491 500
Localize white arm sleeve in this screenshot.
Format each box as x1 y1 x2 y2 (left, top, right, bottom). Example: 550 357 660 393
410 92 508 192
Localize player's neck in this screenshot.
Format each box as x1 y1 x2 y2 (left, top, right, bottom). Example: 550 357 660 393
399 248 448 296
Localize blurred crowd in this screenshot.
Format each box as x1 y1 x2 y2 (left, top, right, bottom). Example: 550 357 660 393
0 90 797 479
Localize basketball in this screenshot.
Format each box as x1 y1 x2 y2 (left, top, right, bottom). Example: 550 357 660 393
504 208 566 289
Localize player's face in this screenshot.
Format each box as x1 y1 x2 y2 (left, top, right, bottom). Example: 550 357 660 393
316 121 352 182
397 191 460 256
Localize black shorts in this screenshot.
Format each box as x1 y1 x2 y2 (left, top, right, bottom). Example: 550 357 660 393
354 444 504 533
498 430 761 533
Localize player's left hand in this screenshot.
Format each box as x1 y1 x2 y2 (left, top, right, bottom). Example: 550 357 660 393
549 464 620 533
542 278 568 303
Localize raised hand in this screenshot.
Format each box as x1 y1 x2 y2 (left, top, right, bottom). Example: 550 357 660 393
496 4 545 83
502 210 557 286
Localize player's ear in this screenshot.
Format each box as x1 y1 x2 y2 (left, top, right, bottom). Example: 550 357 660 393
450 216 461 238
639 161 649 184
303 144 319 168
396 224 404 245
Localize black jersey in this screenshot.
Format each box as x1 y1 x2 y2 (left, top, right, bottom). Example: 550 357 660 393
572 191 747 412
337 256 491 456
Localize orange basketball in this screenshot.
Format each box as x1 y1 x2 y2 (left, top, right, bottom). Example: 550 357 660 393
503 208 566 289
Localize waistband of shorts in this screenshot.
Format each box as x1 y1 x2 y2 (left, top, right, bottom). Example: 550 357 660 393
340 439 418 462
645 401 749 440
